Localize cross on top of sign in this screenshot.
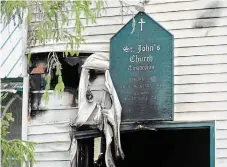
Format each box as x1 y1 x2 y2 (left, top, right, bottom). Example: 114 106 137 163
138 18 146 31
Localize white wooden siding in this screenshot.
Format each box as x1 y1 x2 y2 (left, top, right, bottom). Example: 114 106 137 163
28 93 75 167
28 117 73 167
29 0 227 166
32 161 70 167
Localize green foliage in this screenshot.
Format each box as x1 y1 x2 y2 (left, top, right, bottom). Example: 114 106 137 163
1 95 36 167
1 0 105 54
42 52 65 104
1 0 105 102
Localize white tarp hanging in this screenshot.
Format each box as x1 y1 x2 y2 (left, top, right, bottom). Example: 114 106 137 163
70 52 124 167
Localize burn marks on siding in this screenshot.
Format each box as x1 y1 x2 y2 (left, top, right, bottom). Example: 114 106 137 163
29 52 90 119
193 1 222 35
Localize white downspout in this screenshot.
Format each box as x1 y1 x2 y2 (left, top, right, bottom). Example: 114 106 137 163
21 9 29 142
21 57 29 141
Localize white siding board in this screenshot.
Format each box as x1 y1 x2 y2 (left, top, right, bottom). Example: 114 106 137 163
33 26 227 48
31 91 76 110
217 158 227 167
215 119 227 130
30 0 193 16
175 92 227 103
81 32 227 45
28 132 70 143
175 45 227 57
175 54 227 66
48 8 227 29
217 139 227 149
35 151 70 161
175 102 227 112
32 0 219 22
32 0 196 14
175 83 227 94
174 92 227 103
92 15 227 30
30 16 227 44
129 1 227 14
34 35 227 49
96 0 195 8
79 0 227 18
35 142 70 153
33 161 70 167
175 64 227 75
28 122 71 135
57 17 227 36
175 36 227 48
150 7 227 22
217 149 227 158
216 120 227 130
30 43 227 56
175 111 227 121
28 109 77 125
175 73 227 84
216 130 227 139
171 26 227 38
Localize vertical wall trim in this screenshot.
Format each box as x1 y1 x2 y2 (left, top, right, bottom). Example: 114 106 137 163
21 6 28 142
210 122 216 167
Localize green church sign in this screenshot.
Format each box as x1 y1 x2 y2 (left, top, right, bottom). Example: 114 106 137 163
110 12 173 122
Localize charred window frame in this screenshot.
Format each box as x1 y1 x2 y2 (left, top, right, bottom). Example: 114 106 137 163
29 52 91 92
29 52 91 118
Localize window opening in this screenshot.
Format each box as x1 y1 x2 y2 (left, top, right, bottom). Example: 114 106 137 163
30 52 91 91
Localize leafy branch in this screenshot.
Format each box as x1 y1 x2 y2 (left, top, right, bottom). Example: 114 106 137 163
1 0 105 102
1 94 36 167
42 52 64 104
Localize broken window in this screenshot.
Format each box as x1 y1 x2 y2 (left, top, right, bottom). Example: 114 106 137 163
29 52 91 115
29 52 91 91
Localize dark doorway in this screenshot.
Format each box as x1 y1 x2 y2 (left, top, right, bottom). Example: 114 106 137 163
115 128 210 167
75 122 215 167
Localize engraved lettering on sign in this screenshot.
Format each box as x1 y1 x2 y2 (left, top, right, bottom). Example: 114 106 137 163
128 65 154 71
137 44 161 53
129 77 146 82
122 44 161 54
133 92 150 96
149 76 156 82
124 95 157 101
123 46 133 53
120 85 131 89
121 84 155 89
129 55 153 63
121 77 157 89
129 76 156 83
